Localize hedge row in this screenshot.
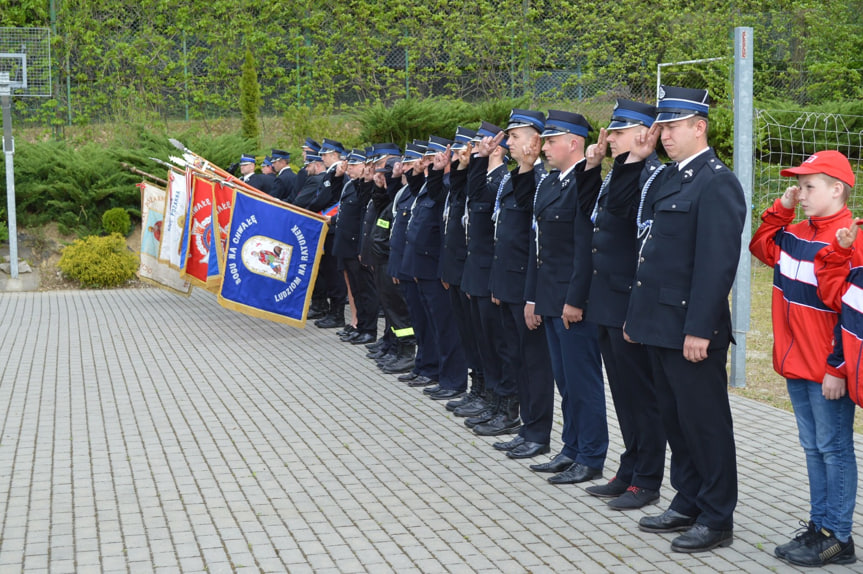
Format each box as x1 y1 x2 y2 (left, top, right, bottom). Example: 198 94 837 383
2 97 859 237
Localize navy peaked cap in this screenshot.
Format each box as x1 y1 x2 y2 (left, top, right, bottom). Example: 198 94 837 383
655 85 710 123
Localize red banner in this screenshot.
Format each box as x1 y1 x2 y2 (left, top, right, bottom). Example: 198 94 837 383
181 174 217 289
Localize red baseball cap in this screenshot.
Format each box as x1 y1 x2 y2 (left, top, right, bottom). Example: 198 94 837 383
780 150 855 187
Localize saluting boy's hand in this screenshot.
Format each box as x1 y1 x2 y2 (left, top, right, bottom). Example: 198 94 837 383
822 373 847 400
780 185 800 210
836 218 862 249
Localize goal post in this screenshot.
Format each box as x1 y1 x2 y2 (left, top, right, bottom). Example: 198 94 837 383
0 27 51 279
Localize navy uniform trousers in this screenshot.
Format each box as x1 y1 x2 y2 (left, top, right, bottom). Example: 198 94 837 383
580 157 666 490
492 168 554 444
648 345 736 529
498 301 554 444
464 159 516 399
521 165 607 468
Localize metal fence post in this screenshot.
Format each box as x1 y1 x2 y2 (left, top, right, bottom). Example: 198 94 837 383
1 73 19 278
182 30 189 121
731 26 754 388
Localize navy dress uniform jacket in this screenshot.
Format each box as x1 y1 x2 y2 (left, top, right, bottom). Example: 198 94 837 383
271 167 297 202
489 164 546 305
243 173 273 195
461 156 506 297
386 183 417 280
401 173 443 281
624 149 746 349
437 165 469 286
523 161 594 317
581 152 661 328
332 178 370 259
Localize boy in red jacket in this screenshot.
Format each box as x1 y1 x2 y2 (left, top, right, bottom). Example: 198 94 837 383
749 150 857 567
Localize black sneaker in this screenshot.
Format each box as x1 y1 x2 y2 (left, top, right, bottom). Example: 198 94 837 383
784 528 856 567
774 520 818 560
585 476 629 499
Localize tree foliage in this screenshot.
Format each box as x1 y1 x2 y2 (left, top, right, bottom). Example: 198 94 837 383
7 0 861 126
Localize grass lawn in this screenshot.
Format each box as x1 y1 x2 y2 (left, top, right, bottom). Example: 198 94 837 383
732 260 863 434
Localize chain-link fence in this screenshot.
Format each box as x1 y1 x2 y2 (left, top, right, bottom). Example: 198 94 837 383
2 3 862 132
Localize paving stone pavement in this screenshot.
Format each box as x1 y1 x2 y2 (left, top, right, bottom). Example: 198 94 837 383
1 288 863 573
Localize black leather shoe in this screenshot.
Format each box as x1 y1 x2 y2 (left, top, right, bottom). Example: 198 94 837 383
547 462 602 485
397 372 420 382
429 388 465 400
638 509 697 533
365 339 385 351
585 476 629 499
530 453 575 473
367 347 388 359
422 385 441 395
376 351 399 366
350 333 376 345
492 436 525 451
607 486 660 510
381 357 414 374
453 397 489 418
340 330 361 342
671 524 733 553
407 376 435 388
315 315 345 329
335 325 355 337
506 441 550 459
307 307 327 320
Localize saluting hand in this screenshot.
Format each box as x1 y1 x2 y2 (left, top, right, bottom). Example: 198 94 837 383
517 133 542 174
477 132 505 158
457 145 472 169
335 161 347 177
585 128 608 170
432 146 451 171
392 161 404 179
780 185 800 210
836 218 863 249
626 123 660 164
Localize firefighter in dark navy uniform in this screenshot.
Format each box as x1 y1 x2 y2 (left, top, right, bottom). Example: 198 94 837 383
523 110 608 486
577 99 667 511
623 86 746 554
487 109 555 458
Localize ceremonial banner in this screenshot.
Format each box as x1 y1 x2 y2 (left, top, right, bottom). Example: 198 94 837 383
158 169 189 270
218 189 328 326
213 180 235 269
137 182 192 295
180 173 219 290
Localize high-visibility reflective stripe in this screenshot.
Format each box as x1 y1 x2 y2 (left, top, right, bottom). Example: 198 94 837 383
376 218 390 229
391 326 414 337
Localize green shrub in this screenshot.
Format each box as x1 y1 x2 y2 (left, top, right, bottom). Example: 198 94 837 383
102 207 131 236
356 97 529 146
58 233 138 287
0 207 8 243
240 48 262 145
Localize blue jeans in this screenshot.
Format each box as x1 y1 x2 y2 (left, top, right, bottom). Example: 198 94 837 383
786 379 857 541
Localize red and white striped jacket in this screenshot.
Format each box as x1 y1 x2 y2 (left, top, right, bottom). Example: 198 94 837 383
750 199 854 383
814 233 863 407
